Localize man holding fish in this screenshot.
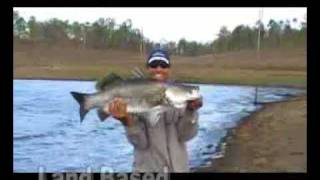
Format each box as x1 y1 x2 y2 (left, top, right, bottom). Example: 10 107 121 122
71 48 202 172
106 49 203 172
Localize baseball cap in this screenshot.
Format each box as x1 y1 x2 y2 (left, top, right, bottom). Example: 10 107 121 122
147 48 170 66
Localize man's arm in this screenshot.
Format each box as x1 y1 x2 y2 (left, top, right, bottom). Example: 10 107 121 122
176 99 202 142
123 115 149 150
176 109 199 142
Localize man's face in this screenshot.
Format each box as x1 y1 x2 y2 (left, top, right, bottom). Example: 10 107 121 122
147 61 170 81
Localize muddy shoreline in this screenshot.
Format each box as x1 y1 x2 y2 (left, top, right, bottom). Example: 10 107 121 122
194 96 306 172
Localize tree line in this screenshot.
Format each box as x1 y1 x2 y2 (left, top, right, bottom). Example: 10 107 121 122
212 18 306 53
14 11 306 56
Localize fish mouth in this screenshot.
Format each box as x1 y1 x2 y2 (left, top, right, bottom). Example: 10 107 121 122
187 97 203 105
187 95 203 103
188 97 202 101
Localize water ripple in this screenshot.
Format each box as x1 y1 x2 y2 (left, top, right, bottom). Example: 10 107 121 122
14 133 47 141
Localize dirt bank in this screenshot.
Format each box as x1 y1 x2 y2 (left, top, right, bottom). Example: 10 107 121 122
195 96 307 172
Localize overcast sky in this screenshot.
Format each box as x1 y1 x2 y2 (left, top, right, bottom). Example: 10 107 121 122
13 7 306 43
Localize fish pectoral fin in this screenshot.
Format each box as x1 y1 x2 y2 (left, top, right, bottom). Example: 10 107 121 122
97 109 110 121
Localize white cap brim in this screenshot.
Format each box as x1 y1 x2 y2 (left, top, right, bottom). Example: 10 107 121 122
148 57 169 64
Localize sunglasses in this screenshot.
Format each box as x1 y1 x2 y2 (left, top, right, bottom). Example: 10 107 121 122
148 60 170 69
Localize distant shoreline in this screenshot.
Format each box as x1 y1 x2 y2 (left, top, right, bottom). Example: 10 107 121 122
14 77 95 82
14 47 306 90
13 77 306 90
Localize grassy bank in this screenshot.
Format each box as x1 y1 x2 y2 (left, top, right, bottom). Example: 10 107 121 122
14 44 306 88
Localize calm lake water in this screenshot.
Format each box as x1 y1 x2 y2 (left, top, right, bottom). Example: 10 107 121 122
13 80 305 172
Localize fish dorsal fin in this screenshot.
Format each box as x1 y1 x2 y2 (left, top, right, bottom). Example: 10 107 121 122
96 67 149 90
95 72 124 90
130 67 146 79
128 67 150 80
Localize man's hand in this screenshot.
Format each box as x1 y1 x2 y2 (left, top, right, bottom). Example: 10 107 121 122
187 98 203 111
104 97 133 126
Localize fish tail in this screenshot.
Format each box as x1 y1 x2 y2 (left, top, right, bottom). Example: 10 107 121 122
70 91 91 123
